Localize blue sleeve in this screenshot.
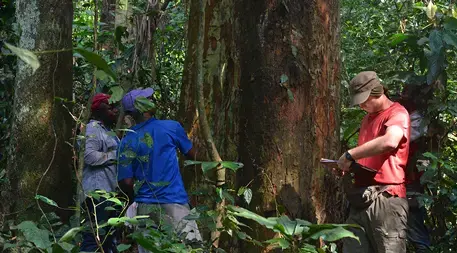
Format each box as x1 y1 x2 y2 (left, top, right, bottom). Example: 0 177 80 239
117 137 135 181
174 122 192 155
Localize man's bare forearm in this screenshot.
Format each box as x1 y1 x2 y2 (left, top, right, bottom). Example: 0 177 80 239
349 135 396 160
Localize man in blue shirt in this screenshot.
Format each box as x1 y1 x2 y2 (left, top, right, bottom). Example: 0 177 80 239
117 88 201 245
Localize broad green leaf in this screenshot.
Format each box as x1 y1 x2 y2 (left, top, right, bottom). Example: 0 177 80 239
443 30 457 48
444 17 457 30
227 205 278 230
74 48 117 80
134 96 156 113
133 233 165 253
17 221 52 249
94 70 109 81
243 188 253 205
117 244 131 252
202 162 219 173
265 237 291 250
55 242 75 252
300 243 319 253
275 216 312 236
423 152 438 160
309 226 358 242
59 227 84 242
222 189 235 204
5 42 40 73
389 33 409 46
417 37 429 46
109 86 124 103
107 197 123 206
236 231 250 240
425 48 445 85
429 30 443 52
141 133 153 148
183 160 203 167
115 26 127 50
107 216 149 227
3 243 17 250
220 161 244 172
35 194 59 207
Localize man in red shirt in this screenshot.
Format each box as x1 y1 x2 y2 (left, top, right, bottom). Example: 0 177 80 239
338 71 410 253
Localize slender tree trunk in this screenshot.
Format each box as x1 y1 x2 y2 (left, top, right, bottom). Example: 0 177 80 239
236 0 343 248
180 0 239 182
3 0 74 222
179 0 239 248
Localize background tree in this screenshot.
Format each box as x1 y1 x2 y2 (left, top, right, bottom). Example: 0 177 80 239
2 0 74 222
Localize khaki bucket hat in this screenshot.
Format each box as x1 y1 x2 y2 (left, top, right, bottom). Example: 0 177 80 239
349 71 383 106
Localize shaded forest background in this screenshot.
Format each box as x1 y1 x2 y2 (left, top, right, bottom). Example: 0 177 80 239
0 0 457 252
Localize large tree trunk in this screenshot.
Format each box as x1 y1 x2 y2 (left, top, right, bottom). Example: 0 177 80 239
236 0 343 245
3 0 74 222
180 0 342 251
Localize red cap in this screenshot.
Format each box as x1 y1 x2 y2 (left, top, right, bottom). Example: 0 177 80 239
91 93 111 112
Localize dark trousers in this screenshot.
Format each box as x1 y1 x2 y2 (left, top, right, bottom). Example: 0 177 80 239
80 198 117 253
407 197 431 253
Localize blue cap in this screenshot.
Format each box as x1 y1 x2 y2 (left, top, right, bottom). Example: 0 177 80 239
122 88 154 112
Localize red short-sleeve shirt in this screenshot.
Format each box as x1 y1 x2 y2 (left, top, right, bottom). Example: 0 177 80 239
355 102 411 197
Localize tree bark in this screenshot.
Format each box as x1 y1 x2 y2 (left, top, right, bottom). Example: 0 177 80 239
179 0 239 248
236 0 343 247
101 0 116 27
180 0 342 251
180 0 239 192
3 0 74 222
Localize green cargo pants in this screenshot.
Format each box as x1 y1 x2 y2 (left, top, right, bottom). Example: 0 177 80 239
343 191 409 253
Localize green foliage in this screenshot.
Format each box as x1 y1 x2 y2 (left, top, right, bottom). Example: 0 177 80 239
35 194 59 208
342 0 457 251
227 206 358 251
4 42 40 73
134 96 156 113
184 160 244 173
